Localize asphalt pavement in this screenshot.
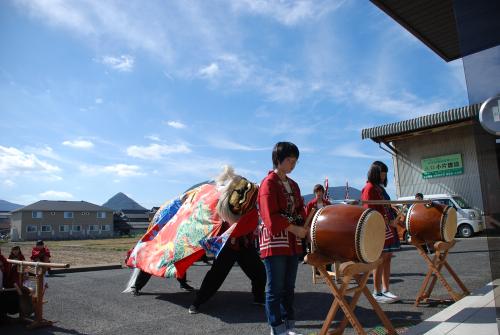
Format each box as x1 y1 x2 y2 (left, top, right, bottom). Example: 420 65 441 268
0 236 495 335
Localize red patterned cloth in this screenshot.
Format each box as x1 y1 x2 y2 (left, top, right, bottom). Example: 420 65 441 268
31 247 51 262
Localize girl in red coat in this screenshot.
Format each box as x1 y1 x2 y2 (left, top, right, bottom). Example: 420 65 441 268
258 142 307 335
361 161 401 304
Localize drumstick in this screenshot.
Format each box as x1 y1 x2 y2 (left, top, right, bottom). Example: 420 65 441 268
303 207 317 230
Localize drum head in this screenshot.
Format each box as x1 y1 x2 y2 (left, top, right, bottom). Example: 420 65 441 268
442 207 457 242
356 209 385 263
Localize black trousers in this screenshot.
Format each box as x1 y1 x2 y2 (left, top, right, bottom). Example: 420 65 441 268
132 270 187 291
193 245 266 307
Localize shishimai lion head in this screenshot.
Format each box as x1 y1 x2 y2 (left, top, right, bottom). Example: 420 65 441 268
215 165 259 224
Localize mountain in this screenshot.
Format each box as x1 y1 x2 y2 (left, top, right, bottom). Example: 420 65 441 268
102 192 147 211
303 186 361 204
0 199 24 212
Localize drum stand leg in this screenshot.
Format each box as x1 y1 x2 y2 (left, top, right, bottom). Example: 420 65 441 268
306 254 396 335
312 261 342 285
413 241 470 306
26 268 54 329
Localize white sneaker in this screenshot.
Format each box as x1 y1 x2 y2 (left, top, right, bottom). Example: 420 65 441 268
373 292 396 304
382 291 400 301
288 330 303 335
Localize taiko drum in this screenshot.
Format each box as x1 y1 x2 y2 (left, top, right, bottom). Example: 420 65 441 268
405 202 457 243
310 204 386 263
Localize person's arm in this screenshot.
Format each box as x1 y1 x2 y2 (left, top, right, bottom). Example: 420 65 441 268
258 178 291 235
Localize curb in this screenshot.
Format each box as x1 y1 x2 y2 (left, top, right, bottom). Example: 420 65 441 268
50 264 124 274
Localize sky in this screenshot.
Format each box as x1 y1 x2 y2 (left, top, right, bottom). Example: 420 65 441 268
0 0 469 208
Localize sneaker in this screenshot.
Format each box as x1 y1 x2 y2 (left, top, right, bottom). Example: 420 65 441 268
188 305 199 314
382 291 400 301
373 292 396 304
288 330 303 335
131 288 140 296
180 282 195 291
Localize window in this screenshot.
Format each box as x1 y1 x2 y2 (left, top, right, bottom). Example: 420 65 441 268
453 196 471 209
41 225 52 232
59 225 70 232
32 211 42 219
88 225 99 232
101 225 110 231
72 225 81 232
64 211 74 219
26 225 37 232
97 211 106 219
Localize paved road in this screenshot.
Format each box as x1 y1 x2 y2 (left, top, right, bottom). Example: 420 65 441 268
1 237 495 335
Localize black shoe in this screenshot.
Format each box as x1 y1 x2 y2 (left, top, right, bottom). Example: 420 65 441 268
180 282 195 291
188 305 199 314
131 288 140 296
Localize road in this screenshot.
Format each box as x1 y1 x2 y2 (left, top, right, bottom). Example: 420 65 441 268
1 236 495 335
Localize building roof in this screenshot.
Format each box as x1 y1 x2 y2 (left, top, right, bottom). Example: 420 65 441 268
12 200 113 213
370 1 500 62
361 103 481 142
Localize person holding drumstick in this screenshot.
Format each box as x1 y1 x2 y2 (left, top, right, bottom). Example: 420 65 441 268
258 141 308 335
361 161 401 304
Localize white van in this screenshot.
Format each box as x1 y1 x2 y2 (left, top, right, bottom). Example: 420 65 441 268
397 194 485 238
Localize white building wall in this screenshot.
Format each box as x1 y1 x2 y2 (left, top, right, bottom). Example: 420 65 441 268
392 125 484 210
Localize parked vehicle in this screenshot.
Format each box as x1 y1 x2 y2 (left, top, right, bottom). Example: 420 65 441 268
397 194 485 238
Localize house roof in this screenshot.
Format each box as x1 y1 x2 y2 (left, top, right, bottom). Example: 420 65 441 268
12 200 113 213
361 103 481 142
370 0 500 62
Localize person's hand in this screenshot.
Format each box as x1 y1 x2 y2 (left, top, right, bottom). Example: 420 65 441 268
287 224 308 239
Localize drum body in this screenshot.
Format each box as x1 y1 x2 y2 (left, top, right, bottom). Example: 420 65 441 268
310 204 386 263
405 202 457 243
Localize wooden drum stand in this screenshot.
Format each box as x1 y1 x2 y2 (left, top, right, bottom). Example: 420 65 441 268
7 259 70 329
411 239 469 306
305 253 396 335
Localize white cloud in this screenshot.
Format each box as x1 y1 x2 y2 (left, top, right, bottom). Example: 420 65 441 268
199 63 219 78
229 0 346 26
166 121 186 129
3 179 15 188
62 139 94 149
100 55 135 72
39 190 73 200
80 164 145 177
208 138 268 151
352 85 448 119
95 97 103 104
126 143 191 160
0 146 61 176
146 135 161 142
330 143 379 159
103 164 144 177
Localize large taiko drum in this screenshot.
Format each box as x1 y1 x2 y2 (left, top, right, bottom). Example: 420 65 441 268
405 202 457 243
310 204 386 263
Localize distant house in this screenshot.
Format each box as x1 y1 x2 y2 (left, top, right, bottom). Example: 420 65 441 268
10 200 114 241
0 211 11 237
103 192 151 234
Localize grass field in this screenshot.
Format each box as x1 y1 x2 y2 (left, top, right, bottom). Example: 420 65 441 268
0 237 139 267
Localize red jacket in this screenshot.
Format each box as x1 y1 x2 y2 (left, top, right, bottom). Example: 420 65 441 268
31 247 51 262
361 181 395 243
305 197 331 217
258 171 306 258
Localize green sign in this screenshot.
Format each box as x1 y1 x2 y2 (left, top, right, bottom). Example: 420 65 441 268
422 153 463 179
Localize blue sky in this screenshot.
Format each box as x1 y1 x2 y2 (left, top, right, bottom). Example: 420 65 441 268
0 0 468 208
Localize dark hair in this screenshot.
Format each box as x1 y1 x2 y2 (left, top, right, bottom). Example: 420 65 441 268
36 240 44 246
313 184 325 193
367 160 388 187
272 142 299 168
10 246 23 257
415 192 423 199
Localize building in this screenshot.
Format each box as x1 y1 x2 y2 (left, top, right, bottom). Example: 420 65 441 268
10 200 114 241
102 192 151 234
0 211 11 237
362 103 500 220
